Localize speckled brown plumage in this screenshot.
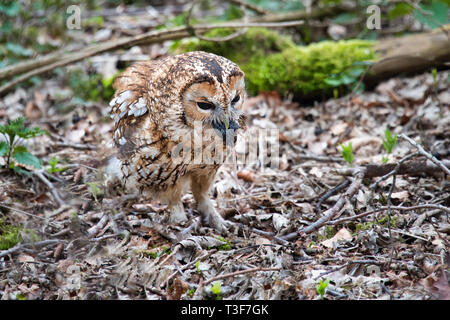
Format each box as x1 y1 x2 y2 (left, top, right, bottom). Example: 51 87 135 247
106 51 246 231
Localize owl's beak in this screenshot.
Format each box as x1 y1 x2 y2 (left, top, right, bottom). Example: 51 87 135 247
212 117 239 144
224 113 230 130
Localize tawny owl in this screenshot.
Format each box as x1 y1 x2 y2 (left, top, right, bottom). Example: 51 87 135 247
105 51 245 232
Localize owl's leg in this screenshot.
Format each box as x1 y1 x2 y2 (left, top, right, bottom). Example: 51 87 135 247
191 173 228 232
167 187 187 224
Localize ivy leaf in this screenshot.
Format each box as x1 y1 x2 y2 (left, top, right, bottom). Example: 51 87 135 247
12 146 42 169
0 141 8 157
388 3 414 20
16 126 47 139
414 1 449 29
0 1 21 16
6 43 34 57
333 13 358 24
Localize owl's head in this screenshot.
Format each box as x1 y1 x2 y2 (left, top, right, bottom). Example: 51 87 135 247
176 51 246 143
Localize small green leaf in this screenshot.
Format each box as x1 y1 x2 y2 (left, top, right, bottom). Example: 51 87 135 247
414 2 449 29
340 142 354 166
325 77 343 87
12 146 42 169
316 279 330 299
0 1 21 16
332 13 358 24
6 43 34 57
0 141 8 157
211 281 221 295
382 129 397 154
388 3 414 20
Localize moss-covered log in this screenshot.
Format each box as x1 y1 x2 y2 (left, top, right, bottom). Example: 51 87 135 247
174 25 450 99
368 25 450 83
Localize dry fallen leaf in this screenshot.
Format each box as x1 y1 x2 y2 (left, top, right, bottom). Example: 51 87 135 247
237 169 256 183
321 228 352 249
391 191 409 201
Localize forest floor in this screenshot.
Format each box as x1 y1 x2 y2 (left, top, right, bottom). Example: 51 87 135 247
0 63 448 299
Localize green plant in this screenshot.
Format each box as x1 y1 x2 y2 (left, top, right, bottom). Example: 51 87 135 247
195 260 201 275
217 236 232 251
187 287 195 298
86 182 104 202
0 219 21 250
382 129 397 156
316 279 330 299
47 156 65 173
210 281 222 300
340 142 354 166
413 0 449 29
0 117 46 170
68 69 116 103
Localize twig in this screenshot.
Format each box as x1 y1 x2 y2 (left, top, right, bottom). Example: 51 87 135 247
163 249 217 289
0 239 66 258
33 170 65 206
87 213 109 238
228 0 269 15
335 159 450 178
399 134 450 176
282 167 366 241
54 142 97 150
203 266 281 286
327 204 450 225
186 0 249 42
0 20 303 96
369 152 420 189
289 142 343 163
316 179 350 212
0 202 47 220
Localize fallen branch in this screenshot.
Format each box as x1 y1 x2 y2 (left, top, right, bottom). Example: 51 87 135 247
282 167 366 241
0 20 303 96
33 170 65 207
327 204 450 225
335 159 450 179
398 134 450 176
228 0 269 15
203 266 281 286
0 239 66 258
87 213 109 238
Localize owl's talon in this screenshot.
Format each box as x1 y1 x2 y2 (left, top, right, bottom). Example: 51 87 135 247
169 203 188 224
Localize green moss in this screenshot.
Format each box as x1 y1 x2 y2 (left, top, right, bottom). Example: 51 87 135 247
172 27 295 64
0 219 21 250
68 68 116 103
246 39 376 96
174 29 376 97
355 214 398 232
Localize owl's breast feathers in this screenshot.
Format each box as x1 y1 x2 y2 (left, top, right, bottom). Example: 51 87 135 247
106 52 243 191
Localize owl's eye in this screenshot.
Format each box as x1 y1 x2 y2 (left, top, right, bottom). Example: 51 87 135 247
197 102 215 110
231 94 240 104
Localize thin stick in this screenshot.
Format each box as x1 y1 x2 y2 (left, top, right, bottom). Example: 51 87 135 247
0 239 66 258
33 170 65 206
228 0 269 15
186 0 249 42
163 249 217 289
87 213 109 238
282 167 366 241
327 204 450 225
0 20 303 95
399 134 450 176
203 266 281 285
0 202 47 220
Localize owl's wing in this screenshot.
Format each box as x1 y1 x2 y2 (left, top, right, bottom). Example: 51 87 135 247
107 61 156 159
